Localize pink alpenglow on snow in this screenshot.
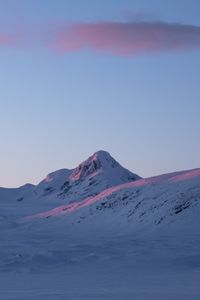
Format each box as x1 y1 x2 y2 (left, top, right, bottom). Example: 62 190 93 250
22 178 146 220
52 21 200 56
170 168 200 182
22 167 200 221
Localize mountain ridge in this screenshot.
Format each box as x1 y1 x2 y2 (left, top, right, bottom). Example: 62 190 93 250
0 150 199 234
2 150 140 206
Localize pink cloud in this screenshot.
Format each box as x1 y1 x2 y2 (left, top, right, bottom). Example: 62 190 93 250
0 34 16 46
51 21 200 56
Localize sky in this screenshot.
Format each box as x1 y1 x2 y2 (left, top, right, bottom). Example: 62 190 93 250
0 0 200 187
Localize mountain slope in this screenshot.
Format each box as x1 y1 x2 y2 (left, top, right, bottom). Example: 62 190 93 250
23 167 200 237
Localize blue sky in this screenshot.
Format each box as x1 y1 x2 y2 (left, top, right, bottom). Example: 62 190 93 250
0 0 200 187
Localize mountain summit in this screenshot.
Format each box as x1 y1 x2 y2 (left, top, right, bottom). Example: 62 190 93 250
70 150 139 182
70 150 119 181
26 150 141 204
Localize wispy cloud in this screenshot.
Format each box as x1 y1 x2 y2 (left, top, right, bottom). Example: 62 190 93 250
51 21 200 56
1 19 200 56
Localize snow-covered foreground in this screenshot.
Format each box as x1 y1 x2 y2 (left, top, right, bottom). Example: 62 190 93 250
0 151 200 299
1 234 200 300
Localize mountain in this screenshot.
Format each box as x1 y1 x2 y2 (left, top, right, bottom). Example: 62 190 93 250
2 150 140 208
24 167 200 237
1 151 200 299
35 150 140 200
1 151 200 231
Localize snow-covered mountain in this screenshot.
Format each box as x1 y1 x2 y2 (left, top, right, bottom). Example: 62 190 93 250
35 150 140 201
1 150 140 208
1 151 200 232
1 151 200 300
23 167 200 237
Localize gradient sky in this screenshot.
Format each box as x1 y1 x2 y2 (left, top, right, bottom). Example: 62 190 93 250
0 0 200 187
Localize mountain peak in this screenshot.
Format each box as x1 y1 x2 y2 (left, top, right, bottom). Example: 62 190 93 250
91 150 119 167
33 150 141 201
91 150 119 165
92 150 113 158
70 150 119 181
